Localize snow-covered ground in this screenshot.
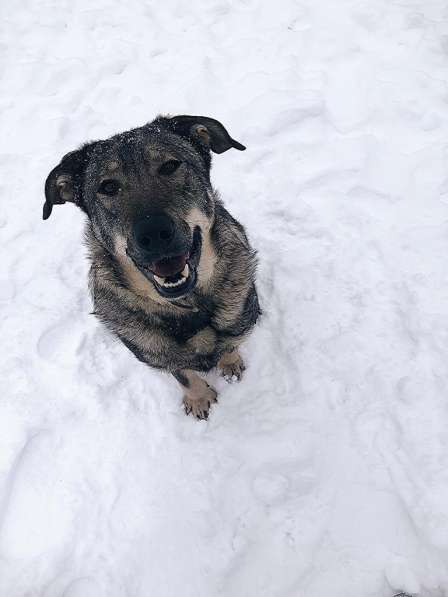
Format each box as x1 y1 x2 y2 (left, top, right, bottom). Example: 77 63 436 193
1 0 448 595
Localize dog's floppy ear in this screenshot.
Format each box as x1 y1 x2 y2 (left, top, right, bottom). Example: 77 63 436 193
164 115 246 154
43 143 96 220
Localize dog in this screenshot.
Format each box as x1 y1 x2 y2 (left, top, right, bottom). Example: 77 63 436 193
43 115 260 419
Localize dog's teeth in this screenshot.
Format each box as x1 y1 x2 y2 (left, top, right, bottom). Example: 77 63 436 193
161 277 186 288
154 266 190 289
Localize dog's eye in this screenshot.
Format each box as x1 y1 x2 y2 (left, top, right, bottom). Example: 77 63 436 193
98 179 121 196
158 160 181 176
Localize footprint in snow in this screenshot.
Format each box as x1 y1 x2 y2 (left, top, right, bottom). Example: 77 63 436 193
37 317 87 367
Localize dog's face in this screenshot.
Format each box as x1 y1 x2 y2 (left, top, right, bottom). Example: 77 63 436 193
43 115 245 299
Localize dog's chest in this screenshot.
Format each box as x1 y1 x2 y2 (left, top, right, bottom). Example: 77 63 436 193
160 308 212 344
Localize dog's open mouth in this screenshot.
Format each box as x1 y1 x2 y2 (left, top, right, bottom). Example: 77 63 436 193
130 227 202 299
152 253 195 297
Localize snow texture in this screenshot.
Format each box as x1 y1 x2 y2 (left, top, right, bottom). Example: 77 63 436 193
1 1 448 596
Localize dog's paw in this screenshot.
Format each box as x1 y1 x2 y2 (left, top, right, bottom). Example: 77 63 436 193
183 385 218 420
218 353 246 383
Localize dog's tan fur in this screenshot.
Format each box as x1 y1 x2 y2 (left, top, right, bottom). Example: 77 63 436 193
181 369 218 419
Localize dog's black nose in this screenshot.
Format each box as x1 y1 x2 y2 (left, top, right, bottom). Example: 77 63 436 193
133 213 175 253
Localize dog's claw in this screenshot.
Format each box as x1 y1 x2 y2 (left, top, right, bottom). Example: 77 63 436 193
183 386 217 420
219 355 246 383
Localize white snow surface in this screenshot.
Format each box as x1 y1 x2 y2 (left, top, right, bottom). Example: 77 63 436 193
1 1 448 595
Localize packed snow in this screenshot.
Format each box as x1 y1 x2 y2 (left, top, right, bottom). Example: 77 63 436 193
1 0 448 595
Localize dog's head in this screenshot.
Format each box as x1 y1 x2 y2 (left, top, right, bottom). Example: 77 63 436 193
43 115 245 299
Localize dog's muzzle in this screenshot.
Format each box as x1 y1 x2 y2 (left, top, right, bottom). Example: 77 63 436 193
127 213 202 299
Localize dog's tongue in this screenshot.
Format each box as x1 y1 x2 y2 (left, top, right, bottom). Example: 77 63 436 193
151 254 188 277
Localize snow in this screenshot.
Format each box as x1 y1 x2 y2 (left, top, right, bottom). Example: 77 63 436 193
1 0 448 595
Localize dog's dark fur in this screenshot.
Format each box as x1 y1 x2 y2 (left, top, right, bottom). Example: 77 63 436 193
43 115 260 419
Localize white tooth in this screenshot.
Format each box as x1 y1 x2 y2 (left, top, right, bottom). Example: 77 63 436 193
162 277 186 288
154 274 166 285
181 264 189 278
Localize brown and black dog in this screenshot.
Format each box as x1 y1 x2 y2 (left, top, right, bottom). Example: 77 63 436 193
43 115 260 419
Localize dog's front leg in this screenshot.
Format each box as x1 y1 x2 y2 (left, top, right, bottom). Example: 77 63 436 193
173 370 218 420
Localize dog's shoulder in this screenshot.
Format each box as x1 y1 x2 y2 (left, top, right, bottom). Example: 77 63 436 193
205 198 259 333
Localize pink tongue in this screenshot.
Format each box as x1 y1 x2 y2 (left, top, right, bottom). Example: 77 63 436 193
152 254 187 278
